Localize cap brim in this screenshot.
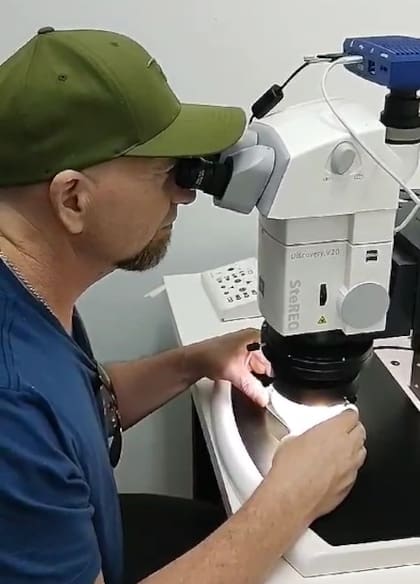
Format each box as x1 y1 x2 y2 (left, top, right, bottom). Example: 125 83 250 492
122 103 247 158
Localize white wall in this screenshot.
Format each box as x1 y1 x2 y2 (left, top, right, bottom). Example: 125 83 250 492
2 0 420 495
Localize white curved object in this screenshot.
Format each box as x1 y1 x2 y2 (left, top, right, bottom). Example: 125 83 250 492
210 380 262 502
211 381 354 500
211 381 353 502
210 381 420 577
270 389 355 435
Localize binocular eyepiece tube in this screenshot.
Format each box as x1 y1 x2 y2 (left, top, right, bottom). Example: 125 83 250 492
174 156 233 199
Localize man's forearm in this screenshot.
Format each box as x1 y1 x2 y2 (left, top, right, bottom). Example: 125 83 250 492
106 329 268 430
142 474 309 584
106 344 204 430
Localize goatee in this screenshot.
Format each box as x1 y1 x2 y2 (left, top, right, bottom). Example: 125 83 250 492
116 230 171 272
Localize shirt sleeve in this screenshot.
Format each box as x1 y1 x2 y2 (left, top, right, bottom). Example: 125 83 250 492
0 388 101 584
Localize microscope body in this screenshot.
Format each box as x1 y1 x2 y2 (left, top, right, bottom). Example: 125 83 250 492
253 99 401 338
174 35 420 391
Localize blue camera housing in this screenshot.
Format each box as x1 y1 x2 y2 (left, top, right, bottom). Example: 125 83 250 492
343 36 420 91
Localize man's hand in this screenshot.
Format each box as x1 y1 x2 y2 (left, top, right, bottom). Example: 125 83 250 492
107 328 271 429
187 328 272 407
268 409 367 523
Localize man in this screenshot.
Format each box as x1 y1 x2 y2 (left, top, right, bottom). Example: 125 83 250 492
0 26 366 584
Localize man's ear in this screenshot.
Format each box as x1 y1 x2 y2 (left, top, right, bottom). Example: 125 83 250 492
49 170 94 235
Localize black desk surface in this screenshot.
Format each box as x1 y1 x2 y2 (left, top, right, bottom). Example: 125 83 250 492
313 354 420 545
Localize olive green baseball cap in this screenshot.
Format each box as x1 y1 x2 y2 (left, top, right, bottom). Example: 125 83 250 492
0 27 247 187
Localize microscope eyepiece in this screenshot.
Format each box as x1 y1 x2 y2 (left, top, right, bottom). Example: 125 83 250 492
175 156 233 198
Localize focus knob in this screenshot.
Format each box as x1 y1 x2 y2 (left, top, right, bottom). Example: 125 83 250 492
339 283 389 329
330 142 357 175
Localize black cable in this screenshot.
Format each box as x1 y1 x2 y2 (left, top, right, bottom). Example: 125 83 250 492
250 62 309 121
280 62 310 91
249 52 345 123
316 52 345 61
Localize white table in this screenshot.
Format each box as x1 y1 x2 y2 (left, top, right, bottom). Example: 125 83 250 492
165 272 258 513
164 271 420 583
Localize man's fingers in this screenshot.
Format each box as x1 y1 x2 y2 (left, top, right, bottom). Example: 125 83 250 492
249 351 274 377
249 353 270 375
240 328 261 344
238 372 269 407
338 482 356 503
326 408 360 432
349 423 367 450
355 446 367 468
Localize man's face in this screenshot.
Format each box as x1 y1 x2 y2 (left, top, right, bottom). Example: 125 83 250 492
80 156 196 273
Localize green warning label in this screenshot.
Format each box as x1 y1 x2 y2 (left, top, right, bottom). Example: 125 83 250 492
317 316 327 325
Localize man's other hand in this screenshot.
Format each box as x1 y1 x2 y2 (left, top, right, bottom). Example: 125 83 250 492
187 328 272 407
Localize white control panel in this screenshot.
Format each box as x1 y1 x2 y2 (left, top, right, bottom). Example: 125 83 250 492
201 257 261 321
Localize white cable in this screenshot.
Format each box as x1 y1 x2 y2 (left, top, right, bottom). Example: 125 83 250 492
321 56 420 232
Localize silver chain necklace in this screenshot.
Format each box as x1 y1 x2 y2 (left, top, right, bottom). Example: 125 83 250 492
0 251 56 317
